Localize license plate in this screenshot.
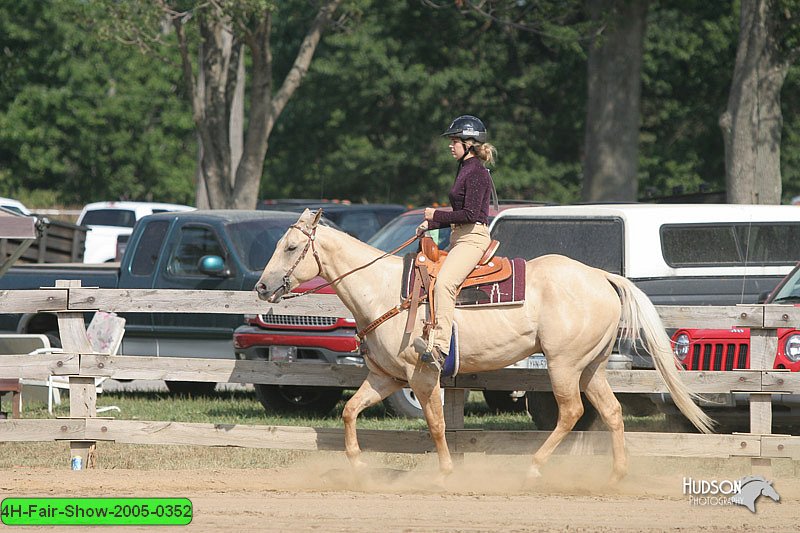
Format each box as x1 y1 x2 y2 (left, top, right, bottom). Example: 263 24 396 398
269 346 296 362
528 356 548 369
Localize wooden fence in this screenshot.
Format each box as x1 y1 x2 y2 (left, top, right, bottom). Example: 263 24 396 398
1 282 799 473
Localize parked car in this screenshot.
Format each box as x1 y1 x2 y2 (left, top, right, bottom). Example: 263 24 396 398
234 203 544 417
488 203 800 429
0 197 32 216
77 201 195 263
256 201 407 242
664 260 800 431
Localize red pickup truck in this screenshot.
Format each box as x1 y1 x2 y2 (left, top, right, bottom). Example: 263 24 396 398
665 261 800 430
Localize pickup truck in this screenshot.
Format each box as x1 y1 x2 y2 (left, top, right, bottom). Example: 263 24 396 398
664 259 800 431
0 209 313 395
77 201 194 263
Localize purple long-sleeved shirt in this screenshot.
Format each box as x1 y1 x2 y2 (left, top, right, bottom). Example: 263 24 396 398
430 157 492 228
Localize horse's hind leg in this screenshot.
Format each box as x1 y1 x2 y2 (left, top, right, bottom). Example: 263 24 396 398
343 371 403 470
528 365 584 480
581 357 627 483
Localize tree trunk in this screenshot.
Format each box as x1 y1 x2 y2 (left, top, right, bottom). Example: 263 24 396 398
720 0 788 205
582 0 649 202
174 1 342 210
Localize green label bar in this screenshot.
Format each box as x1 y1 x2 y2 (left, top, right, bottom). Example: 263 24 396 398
1 497 192 526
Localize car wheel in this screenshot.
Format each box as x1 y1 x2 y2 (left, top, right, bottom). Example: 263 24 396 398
526 391 600 430
383 388 469 419
383 388 427 418
483 390 528 413
254 384 342 417
165 381 217 396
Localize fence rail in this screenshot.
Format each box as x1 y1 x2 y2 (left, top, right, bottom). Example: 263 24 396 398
0 285 798 472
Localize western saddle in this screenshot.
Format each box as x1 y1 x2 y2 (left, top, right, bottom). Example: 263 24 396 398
404 236 512 335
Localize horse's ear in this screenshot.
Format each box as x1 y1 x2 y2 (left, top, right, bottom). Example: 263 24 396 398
311 208 323 228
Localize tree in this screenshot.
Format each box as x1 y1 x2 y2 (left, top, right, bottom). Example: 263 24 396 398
99 0 343 209
720 0 800 204
581 0 649 202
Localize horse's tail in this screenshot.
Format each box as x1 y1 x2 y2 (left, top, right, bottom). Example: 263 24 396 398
605 272 715 434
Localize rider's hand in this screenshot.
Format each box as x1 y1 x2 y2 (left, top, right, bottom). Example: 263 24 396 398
416 220 429 236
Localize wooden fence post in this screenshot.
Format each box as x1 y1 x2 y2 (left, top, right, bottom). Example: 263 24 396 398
749 328 777 476
55 280 97 469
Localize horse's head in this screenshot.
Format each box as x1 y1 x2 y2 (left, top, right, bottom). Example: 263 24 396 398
255 209 324 302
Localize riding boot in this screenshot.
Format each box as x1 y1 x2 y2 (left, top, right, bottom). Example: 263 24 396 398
413 337 445 371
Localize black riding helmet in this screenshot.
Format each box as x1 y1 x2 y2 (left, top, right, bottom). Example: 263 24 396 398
441 115 487 143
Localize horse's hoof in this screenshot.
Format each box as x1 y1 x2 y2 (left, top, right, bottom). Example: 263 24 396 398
609 469 627 485
350 459 369 472
523 465 542 488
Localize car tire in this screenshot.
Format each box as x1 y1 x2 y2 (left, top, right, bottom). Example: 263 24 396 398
483 390 528 413
254 384 342 417
383 388 469 419
165 381 217 396
383 388 427 418
526 391 600 430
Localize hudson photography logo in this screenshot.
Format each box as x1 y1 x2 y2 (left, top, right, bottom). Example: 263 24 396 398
683 476 781 512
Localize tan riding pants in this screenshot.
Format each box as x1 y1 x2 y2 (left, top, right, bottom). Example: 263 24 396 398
431 223 491 353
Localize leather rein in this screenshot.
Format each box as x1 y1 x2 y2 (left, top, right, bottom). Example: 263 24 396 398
272 221 421 340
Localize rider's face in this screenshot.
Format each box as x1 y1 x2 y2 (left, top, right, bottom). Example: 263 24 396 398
449 137 467 159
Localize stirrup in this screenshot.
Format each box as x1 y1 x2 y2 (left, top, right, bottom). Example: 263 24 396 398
413 337 444 371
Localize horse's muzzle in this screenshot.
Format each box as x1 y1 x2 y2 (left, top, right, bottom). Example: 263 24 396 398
254 282 284 303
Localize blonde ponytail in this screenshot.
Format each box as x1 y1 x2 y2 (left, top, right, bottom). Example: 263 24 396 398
468 141 497 166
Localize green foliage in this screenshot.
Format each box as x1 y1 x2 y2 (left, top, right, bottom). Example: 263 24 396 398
265 0 587 205
0 1 196 205
638 0 738 199
0 0 798 206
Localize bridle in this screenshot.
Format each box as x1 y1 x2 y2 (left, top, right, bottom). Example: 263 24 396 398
271 217 419 302
267 222 324 302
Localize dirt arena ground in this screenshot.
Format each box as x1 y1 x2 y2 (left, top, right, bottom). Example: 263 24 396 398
2 453 797 532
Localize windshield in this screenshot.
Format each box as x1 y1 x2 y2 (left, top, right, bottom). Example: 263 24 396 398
226 219 290 271
770 264 800 303
367 214 451 256
81 209 137 228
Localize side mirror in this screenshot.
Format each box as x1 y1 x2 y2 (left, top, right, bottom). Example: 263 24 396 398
757 290 772 304
198 255 230 277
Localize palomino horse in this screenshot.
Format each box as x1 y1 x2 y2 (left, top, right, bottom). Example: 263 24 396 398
255 210 713 483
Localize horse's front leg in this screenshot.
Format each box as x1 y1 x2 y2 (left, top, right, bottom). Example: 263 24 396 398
411 371 454 478
342 371 403 470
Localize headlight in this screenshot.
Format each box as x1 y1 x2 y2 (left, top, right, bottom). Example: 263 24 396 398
674 333 690 361
784 334 800 362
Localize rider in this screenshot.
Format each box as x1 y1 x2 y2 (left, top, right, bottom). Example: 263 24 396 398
414 115 497 370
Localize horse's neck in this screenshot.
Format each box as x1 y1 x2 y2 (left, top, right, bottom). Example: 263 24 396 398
316 227 404 323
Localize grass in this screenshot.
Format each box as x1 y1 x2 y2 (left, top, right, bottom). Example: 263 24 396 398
14 389 667 431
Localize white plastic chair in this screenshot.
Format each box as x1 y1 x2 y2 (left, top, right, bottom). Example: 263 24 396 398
12 311 126 414
46 311 125 414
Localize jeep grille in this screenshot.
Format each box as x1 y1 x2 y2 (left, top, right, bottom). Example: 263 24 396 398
686 342 749 371
258 314 338 327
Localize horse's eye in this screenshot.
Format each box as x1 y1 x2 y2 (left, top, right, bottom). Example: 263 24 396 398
286 243 298 252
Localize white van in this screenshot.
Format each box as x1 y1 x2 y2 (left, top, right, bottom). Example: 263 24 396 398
490 203 800 308
77 201 195 263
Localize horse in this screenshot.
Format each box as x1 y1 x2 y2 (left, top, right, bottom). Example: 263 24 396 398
254 209 713 484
